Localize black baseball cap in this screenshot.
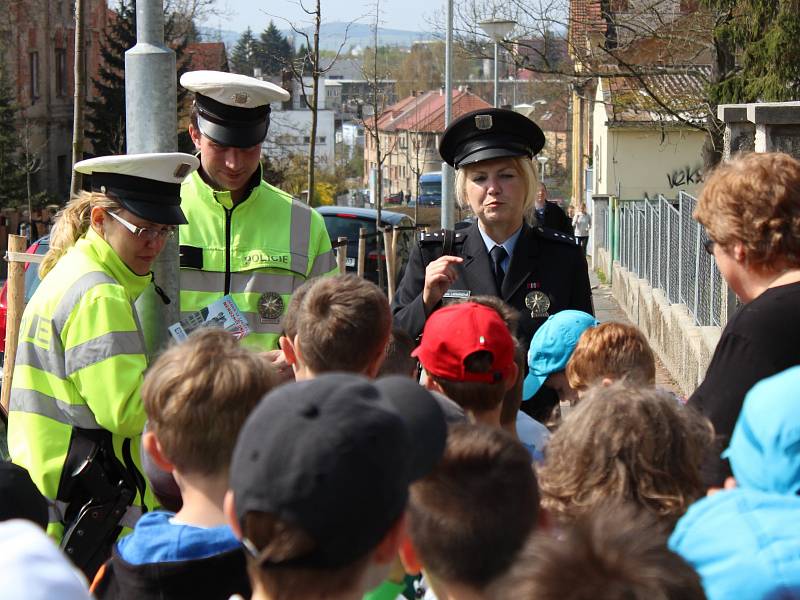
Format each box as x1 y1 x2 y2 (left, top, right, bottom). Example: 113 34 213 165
439 108 545 169
229 373 447 569
0 462 49 529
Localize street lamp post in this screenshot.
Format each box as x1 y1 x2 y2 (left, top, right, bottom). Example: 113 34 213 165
537 155 549 181
478 18 516 108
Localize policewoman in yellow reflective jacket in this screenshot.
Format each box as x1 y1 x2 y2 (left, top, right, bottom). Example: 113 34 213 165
8 153 200 573
179 71 337 353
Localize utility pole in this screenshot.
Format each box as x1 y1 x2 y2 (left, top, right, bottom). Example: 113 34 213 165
126 0 179 355
70 0 86 197
441 0 455 229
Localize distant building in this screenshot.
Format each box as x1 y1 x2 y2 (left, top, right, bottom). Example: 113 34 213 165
364 89 492 197
185 41 229 72
592 70 708 200
1 0 108 201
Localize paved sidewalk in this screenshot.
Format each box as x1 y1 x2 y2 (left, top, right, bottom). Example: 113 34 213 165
589 270 680 394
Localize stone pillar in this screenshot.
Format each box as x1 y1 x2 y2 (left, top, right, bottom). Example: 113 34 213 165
747 102 800 157
718 104 754 160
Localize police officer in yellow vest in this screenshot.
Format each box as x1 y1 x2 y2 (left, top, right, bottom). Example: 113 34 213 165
179 71 337 355
8 153 200 576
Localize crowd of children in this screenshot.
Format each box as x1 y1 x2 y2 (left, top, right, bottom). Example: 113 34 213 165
2 266 799 599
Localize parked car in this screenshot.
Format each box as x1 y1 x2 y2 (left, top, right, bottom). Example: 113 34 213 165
0 235 50 354
418 171 442 206
384 191 404 205
315 207 415 289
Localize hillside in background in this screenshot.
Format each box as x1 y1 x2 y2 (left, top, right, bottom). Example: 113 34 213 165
200 22 432 54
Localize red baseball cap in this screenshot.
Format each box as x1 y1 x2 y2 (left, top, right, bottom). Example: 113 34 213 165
412 303 515 384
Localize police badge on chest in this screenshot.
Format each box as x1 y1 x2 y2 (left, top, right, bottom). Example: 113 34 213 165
258 291 284 323
525 283 551 318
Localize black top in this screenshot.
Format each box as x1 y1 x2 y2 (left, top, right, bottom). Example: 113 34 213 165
391 222 594 355
93 546 251 600
689 281 800 484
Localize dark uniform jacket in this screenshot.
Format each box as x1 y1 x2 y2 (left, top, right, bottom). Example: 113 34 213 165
392 222 593 353
539 201 574 236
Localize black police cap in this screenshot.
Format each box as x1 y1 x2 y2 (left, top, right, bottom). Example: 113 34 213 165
439 108 546 169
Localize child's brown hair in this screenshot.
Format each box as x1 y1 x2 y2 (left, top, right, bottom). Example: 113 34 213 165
407 424 539 590
491 502 706 599
294 274 391 373
142 328 276 475
538 382 712 527
566 322 656 392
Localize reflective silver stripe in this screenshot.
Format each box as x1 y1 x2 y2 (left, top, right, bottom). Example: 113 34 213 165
180 270 225 293
290 199 311 275
10 388 101 429
120 504 143 528
15 338 67 379
64 331 145 377
48 499 69 524
53 272 117 332
181 269 298 295
309 249 336 277
239 312 283 334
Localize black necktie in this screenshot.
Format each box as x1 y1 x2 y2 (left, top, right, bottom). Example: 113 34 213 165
490 245 507 293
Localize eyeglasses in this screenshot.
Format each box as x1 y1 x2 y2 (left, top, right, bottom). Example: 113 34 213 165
703 238 716 255
105 210 176 241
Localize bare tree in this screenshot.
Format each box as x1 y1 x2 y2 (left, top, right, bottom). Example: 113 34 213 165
275 5 355 205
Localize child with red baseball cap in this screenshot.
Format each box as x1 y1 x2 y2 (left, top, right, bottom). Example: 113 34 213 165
413 302 518 426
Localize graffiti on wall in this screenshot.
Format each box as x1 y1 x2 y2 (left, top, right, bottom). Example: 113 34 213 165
667 165 703 189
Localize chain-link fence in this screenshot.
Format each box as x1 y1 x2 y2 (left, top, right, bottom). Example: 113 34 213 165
598 192 727 327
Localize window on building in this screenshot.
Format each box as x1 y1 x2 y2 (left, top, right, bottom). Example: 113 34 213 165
30 52 39 101
56 49 67 97
57 155 68 197
319 136 326 144
303 136 310 143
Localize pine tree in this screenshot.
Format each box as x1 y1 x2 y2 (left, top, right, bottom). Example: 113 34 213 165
258 22 293 76
0 53 28 209
230 27 259 76
87 0 194 156
705 0 800 103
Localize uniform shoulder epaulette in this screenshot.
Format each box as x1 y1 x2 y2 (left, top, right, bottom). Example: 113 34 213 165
418 229 467 244
534 226 579 246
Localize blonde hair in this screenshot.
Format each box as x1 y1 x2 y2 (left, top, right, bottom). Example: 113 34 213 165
694 152 800 268
455 156 540 224
39 191 121 279
142 328 277 475
566 322 656 392
538 382 712 528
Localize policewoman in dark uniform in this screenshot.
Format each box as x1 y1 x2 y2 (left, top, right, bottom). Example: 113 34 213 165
392 108 593 355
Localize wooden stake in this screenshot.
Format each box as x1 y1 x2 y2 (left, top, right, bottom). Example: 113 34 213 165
337 236 348 274
357 228 367 278
2 235 30 414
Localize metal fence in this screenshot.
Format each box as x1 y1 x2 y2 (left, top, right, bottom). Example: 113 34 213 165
596 192 727 327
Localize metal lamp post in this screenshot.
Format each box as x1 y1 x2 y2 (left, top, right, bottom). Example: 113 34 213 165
537 155 549 181
478 18 516 107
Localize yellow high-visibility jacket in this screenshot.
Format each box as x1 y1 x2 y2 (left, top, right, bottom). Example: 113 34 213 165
8 227 155 541
179 169 337 350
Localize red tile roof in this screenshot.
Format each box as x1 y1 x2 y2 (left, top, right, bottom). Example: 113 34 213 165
375 90 492 133
569 0 607 58
186 42 229 72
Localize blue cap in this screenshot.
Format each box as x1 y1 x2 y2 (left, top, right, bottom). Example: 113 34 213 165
722 365 800 495
522 310 598 401
669 488 800 600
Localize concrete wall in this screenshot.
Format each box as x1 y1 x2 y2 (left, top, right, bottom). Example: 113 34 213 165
595 246 721 397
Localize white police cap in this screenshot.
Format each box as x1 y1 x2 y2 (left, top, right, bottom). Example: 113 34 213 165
181 70 290 148
74 153 200 225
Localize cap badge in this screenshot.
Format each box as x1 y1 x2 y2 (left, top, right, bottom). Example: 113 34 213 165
173 162 192 178
232 92 249 105
475 114 493 130
525 290 551 318
258 291 284 322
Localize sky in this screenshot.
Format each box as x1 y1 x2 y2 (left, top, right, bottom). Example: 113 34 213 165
202 0 437 35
